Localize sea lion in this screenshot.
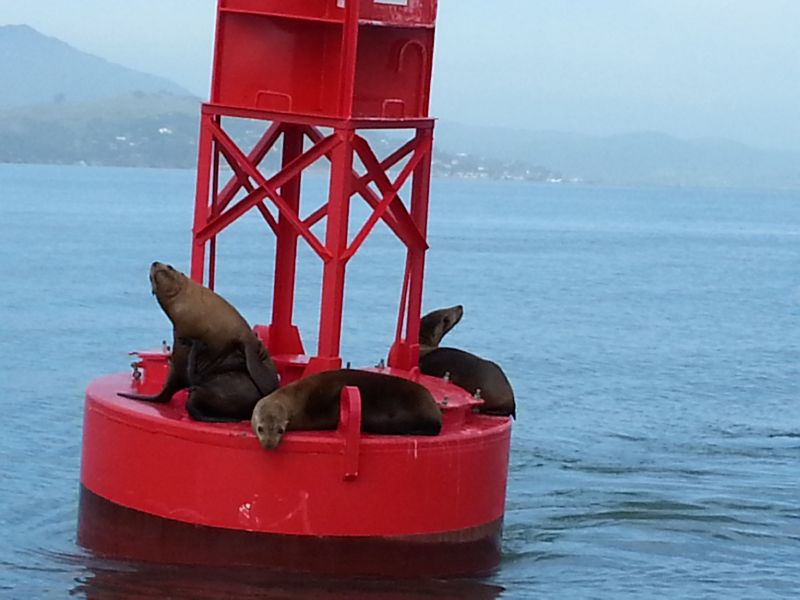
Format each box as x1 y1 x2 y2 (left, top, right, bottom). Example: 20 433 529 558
183 339 262 422
118 262 279 405
251 369 442 450
419 304 463 356
419 348 516 418
418 305 516 418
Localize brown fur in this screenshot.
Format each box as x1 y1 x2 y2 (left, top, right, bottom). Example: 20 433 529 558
418 305 463 357
118 262 279 415
418 305 516 418
251 369 442 450
420 347 516 418
183 339 263 422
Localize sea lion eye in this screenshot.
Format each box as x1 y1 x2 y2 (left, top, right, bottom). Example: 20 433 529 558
278 426 286 435
257 425 264 434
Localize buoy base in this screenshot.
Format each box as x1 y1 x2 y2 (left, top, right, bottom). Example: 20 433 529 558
77 486 502 578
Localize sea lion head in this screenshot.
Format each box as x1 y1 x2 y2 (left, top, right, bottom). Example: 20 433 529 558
419 305 464 348
252 398 289 450
149 262 186 301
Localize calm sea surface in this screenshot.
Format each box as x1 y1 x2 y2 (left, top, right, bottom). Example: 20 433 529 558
1 164 799 599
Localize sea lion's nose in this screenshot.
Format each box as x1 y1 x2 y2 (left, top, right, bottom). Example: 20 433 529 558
151 261 161 269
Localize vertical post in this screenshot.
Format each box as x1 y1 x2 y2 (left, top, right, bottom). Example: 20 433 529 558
390 127 432 369
208 117 221 291
315 128 354 367
338 0 360 117
270 126 303 354
191 111 215 284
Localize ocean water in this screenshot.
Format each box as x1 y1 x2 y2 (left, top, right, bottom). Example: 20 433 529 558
1 163 799 599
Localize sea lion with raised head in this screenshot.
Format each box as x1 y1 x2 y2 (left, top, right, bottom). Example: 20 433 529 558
251 369 442 450
419 304 463 357
418 305 516 419
118 262 279 408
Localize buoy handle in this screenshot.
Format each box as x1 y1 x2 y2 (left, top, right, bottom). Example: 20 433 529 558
338 385 362 481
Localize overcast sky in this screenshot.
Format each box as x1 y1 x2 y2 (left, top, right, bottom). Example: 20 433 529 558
2 0 799 150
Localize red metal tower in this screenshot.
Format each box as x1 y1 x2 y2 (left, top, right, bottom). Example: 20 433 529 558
191 0 438 378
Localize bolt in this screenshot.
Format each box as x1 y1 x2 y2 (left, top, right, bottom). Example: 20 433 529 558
443 371 451 383
131 362 142 381
473 388 482 400
161 340 170 353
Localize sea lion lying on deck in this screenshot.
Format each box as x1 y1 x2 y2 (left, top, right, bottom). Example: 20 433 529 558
251 369 442 450
118 262 279 420
418 305 516 419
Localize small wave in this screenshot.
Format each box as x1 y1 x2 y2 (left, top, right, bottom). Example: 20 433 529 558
768 432 800 439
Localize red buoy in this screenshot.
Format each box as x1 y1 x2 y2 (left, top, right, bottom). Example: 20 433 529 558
78 0 513 577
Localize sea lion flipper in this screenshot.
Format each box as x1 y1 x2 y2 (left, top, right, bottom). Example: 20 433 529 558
244 340 279 396
117 336 190 404
117 391 172 403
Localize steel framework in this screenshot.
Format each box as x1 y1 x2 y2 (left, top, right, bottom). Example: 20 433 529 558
189 0 438 377
190 107 433 375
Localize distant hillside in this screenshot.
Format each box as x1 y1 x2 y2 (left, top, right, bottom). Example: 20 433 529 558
0 24 190 109
436 121 800 190
1 25 797 189
0 94 202 168
0 94 563 181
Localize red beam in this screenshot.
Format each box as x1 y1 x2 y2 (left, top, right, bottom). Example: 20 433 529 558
217 122 283 212
317 130 354 360
198 121 336 260
302 203 328 229
354 137 417 187
343 134 430 261
190 113 215 283
271 125 304 353
256 201 279 236
351 135 430 252
201 102 435 131
303 126 427 252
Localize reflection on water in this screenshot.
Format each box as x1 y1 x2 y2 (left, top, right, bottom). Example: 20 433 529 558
73 563 504 600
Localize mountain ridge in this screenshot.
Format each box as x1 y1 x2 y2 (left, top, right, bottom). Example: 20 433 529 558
1 25 798 189
435 120 800 189
0 24 191 109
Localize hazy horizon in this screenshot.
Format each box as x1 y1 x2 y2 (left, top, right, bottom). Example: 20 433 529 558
2 0 799 152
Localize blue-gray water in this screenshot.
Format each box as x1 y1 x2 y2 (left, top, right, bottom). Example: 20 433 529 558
1 164 799 598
